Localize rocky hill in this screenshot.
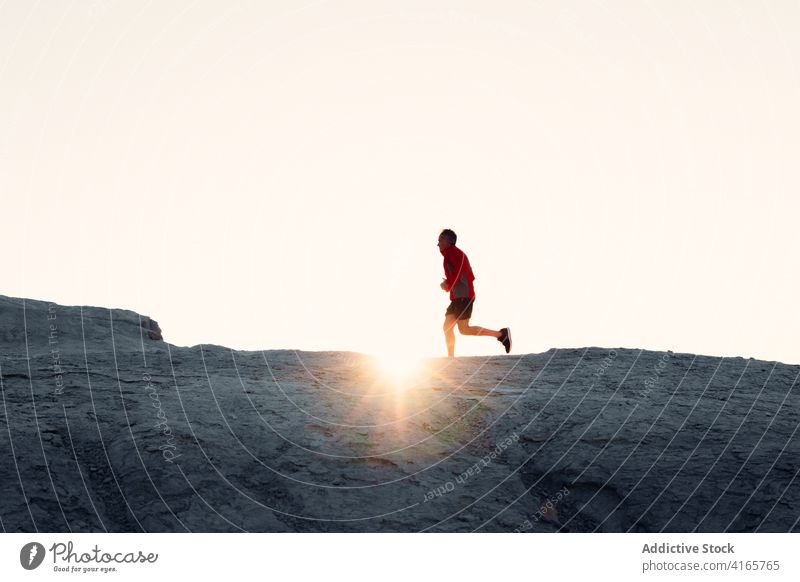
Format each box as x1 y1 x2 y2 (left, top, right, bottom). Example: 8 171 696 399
1 294 797 532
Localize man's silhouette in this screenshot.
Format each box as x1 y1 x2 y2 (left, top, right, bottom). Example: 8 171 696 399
438 228 511 358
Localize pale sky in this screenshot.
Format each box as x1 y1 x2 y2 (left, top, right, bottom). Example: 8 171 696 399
1 1 798 363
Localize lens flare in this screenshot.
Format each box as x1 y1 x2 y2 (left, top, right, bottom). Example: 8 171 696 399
372 352 424 390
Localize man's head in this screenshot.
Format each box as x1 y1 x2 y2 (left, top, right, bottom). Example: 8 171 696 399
438 228 457 252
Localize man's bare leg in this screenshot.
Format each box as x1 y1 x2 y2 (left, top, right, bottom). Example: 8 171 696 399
443 314 458 358
457 319 501 339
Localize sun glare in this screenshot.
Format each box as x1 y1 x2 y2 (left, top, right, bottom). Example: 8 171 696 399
372 352 425 390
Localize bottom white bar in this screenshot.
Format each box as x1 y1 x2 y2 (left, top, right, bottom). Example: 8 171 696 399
1 533 796 581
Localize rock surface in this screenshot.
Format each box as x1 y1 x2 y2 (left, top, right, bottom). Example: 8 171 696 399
0 294 798 532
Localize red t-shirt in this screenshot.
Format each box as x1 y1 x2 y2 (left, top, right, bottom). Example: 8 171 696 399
441 245 476 301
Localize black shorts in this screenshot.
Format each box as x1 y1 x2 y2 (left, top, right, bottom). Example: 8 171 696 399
445 298 474 320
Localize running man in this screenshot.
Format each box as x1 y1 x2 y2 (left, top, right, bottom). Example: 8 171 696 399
437 228 511 358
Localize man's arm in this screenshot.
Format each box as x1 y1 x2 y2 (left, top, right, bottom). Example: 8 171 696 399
443 253 464 292
442 258 454 291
